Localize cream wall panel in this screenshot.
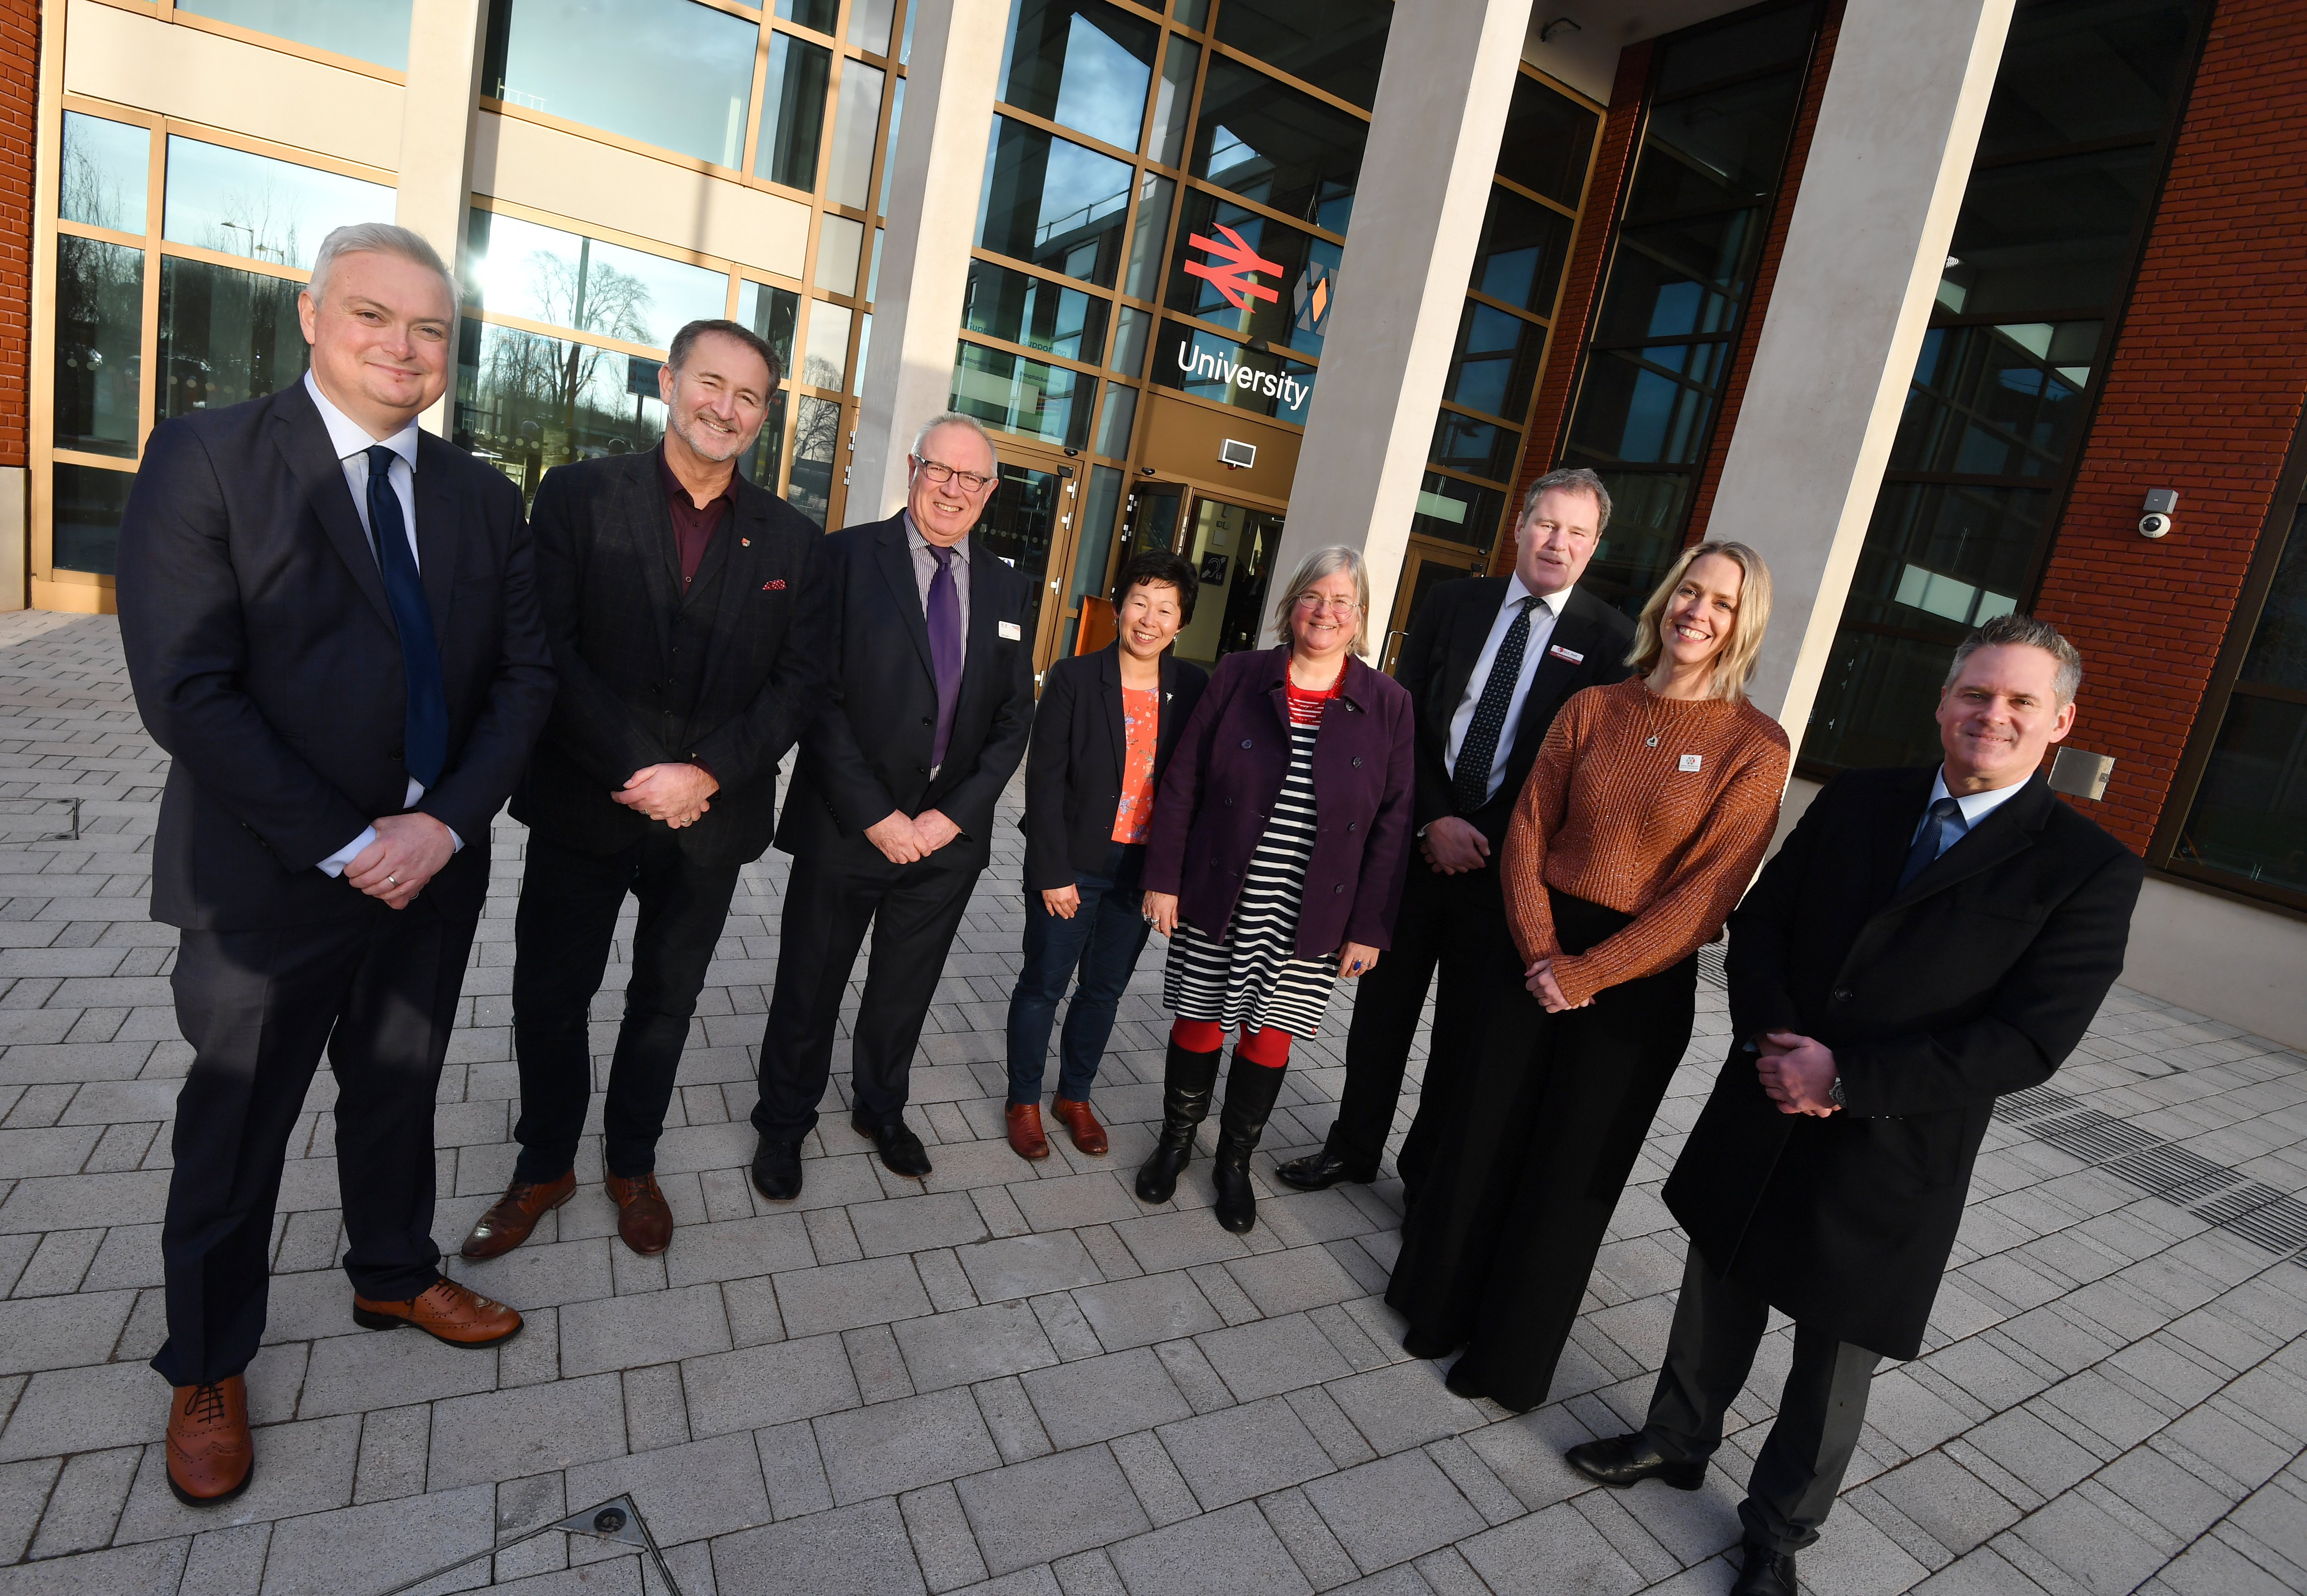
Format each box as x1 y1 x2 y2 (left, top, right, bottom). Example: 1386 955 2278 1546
62 0 403 171
470 112 809 280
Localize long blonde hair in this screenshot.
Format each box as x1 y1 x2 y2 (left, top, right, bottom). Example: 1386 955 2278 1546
1626 540 1773 701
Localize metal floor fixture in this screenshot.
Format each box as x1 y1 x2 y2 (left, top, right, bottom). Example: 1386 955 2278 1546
373 1494 682 1594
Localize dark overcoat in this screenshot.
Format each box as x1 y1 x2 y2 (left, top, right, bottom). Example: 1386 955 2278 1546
1021 643 1209 891
1665 766 2143 1359
1142 645 1415 955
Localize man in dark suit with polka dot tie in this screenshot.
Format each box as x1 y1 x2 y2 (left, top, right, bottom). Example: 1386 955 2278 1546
1279 468 1636 1201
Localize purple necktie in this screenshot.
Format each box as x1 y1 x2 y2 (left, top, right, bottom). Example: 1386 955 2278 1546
926 545 963 769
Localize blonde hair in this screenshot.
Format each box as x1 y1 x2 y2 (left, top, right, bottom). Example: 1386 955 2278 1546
1271 544 1372 657
1626 540 1774 701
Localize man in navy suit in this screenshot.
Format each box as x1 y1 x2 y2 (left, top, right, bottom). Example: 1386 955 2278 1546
748 414 1035 1198
117 224 553 1506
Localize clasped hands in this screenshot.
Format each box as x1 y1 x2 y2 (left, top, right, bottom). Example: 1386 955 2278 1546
1756 1030 1840 1116
863 808 962 865
615 762 719 829
345 811 455 910
1524 957 1591 1014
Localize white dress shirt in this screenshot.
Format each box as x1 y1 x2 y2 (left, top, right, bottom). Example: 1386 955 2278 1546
1913 766 2029 860
1442 576 1571 806
302 371 461 878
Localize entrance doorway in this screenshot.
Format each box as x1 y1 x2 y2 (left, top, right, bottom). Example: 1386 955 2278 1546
970 448 1079 681
1108 479 1286 670
1381 538 1492 673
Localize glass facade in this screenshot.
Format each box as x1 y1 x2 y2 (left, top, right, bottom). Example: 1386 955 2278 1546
1802 0 2204 772
175 0 415 72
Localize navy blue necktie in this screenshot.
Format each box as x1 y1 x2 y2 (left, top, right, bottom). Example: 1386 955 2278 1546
1452 596 1541 814
367 445 447 788
1897 796 1965 891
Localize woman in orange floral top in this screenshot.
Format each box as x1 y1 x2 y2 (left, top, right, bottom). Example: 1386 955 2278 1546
1388 542 1790 1413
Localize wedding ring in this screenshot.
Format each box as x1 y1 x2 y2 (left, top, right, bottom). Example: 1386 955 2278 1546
387 874 399 885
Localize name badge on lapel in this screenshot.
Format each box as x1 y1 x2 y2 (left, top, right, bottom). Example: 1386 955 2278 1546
998 621 1023 641
1547 644 1584 663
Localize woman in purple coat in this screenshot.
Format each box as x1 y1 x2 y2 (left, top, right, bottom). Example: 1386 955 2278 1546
1137 546 1416 1234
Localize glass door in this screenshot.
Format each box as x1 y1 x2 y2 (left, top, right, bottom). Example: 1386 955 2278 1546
1381 540 1491 674
1173 496 1286 669
971 451 1076 683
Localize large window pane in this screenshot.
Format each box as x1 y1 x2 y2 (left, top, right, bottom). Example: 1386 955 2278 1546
1591 212 1757 342
1888 321 2100 478
737 392 789 495
1429 409 1519 482
1497 74 1596 209
1622 71 1803 221
1443 301 1547 425
1803 626 1972 771
1094 383 1135 457
1192 56 1364 233
878 78 904 214
465 209 729 349
2237 506 2307 690
739 279 801 379
776 0 836 31
54 237 142 459
950 340 1094 448
60 113 149 234
1975 0 2193 160
1472 187 1573 315
847 0 895 52
487 0 755 167
1837 482 2049 637
1211 0 1390 110
963 260 1107 363
1654 2 1817 96
999 0 1158 152
2171 697 2307 893
978 116 1134 286
1163 189 1339 358
757 31 831 191
53 464 135 575
1411 473 1507 551
1571 469 1693 617
177 0 414 71
1149 319 1314 425
1110 304 1150 374
816 214 866 293
158 257 310 422
802 299 852 390
1060 462 1125 655
1148 36 1198 166
827 59 885 209
162 137 395 270
788 394 841 525
455 319 667 503
1938 145 2158 315
1122 172 1175 301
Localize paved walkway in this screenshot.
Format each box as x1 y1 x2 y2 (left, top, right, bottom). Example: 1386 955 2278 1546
0 611 2303 1596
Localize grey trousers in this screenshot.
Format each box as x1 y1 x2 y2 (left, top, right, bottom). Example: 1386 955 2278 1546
1642 1244 1882 1553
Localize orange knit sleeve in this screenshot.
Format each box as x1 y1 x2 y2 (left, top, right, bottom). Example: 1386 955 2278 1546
1500 689 1586 967
1548 719 1791 1007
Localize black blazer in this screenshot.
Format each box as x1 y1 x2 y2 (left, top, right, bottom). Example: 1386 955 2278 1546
1666 767 2144 1359
508 452 825 867
116 380 554 930
1394 577 1636 848
774 513 1035 873
1021 644 1209 891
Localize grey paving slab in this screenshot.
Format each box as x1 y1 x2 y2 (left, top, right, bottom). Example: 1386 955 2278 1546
1105 1500 1313 1596
1303 1449 1488 1575
955 1444 1151 1576
813 1386 1002 1505
711 1497 929 1596
1155 1396 1337 1512
1019 1347 1193 1452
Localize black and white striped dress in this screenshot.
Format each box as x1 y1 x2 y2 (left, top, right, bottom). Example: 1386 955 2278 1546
1163 681 1338 1037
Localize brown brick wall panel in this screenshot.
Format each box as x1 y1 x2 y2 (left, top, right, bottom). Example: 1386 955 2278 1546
0 0 35 467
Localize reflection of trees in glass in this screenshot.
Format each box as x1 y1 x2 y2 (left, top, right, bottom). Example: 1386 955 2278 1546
62 142 127 232
455 322 665 506
201 181 304 266
494 243 658 456
55 236 143 457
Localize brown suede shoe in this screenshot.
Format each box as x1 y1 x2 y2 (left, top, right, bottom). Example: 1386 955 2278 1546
460 1169 577 1260
1006 1102 1050 1160
1051 1096 1109 1156
606 1172 673 1255
353 1277 523 1346
165 1374 253 1507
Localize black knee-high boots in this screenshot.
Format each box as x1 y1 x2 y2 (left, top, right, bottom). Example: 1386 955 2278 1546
1135 1038 1221 1203
1211 1053 1286 1234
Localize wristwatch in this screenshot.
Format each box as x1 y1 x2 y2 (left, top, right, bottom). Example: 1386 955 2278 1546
1827 1074 1846 1110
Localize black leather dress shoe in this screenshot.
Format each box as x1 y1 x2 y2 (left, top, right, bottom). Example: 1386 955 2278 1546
1563 1432 1706 1491
751 1137 803 1201
1274 1150 1375 1191
1729 1539 1796 1596
854 1111 933 1177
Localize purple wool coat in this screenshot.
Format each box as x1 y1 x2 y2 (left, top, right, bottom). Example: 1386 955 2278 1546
1142 645 1416 957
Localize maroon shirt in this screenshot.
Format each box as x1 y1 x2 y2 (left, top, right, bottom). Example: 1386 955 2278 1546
655 443 734 588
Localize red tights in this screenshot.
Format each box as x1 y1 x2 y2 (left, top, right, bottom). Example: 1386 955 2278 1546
1169 1017 1291 1067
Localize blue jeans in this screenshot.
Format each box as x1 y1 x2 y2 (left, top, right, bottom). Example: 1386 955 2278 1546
1006 841 1152 1105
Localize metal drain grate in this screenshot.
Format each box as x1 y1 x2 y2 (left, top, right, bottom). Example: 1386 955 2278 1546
2104 1143 2241 1206
2031 1108 2162 1163
1995 1083 2079 1123
2191 1183 2307 1255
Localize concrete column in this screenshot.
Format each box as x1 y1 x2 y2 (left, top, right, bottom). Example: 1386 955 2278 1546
851 0 1008 519
394 0 491 436
1265 0 1532 648
1706 0 2016 729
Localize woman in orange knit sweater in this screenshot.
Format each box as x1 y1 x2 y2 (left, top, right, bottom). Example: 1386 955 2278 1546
1386 540 1790 1412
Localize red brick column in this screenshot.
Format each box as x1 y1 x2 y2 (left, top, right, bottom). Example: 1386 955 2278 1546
0 0 36 470
2030 0 2307 853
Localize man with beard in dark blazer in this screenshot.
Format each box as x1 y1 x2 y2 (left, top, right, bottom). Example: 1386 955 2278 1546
462 319 824 1264
1566 613 2142 1596
1277 468 1634 1201
748 412 1035 1198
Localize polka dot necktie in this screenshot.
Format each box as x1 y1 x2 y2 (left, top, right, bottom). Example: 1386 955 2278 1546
1452 595 1542 814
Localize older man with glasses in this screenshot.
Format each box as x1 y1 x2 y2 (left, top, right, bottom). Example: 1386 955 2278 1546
747 414 1036 1200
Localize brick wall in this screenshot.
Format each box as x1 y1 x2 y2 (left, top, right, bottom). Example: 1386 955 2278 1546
0 0 35 469
2030 0 2307 853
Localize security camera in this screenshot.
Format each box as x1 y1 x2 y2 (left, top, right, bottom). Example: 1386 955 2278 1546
2138 512 2172 539
2139 488 2178 539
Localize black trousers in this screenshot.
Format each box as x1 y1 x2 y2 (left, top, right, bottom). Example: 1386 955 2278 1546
154 896 475 1386
752 850 980 1141
1645 1243 1882 1553
511 831 742 1182
1325 858 1510 1192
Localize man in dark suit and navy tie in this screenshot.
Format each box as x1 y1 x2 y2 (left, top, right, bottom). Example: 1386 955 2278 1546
1567 614 2142 1596
116 224 554 1507
458 320 824 1265
1279 468 1634 1200
748 413 1035 1198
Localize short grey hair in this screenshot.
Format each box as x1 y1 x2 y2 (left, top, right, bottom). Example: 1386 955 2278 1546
1270 544 1372 657
306 222 459 309
1522 466 1612 534
1945 613 2084 707
912 411 999 473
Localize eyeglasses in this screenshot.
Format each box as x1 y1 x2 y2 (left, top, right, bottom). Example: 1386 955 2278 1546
1292 593 1361 616
912 455 996 494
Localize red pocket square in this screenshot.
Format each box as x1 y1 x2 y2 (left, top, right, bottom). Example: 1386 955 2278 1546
763 579 786 590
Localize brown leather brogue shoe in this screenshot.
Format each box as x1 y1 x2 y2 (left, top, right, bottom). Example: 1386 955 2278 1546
606 1172 673 1255
460 1169 577 1261
165 1374 253 1507
1051 1096 1109 1155
1006 1102 1050 1160
353 1277 523 1347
